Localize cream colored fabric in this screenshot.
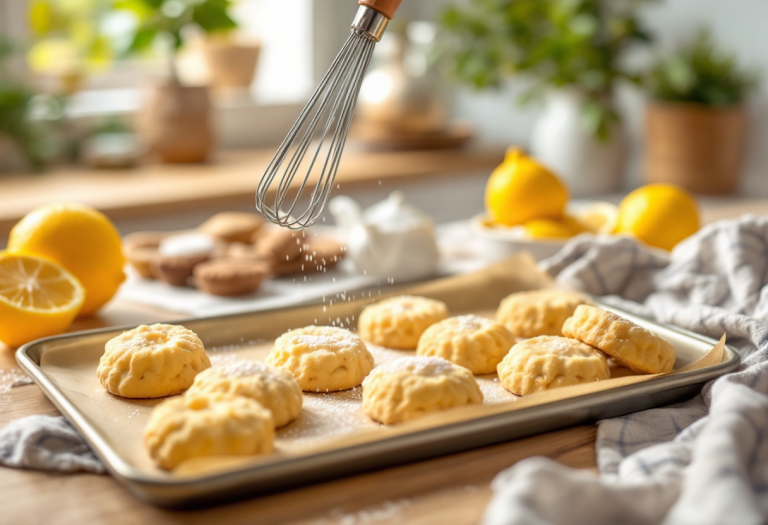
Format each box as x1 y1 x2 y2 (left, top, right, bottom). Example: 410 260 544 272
362 356 483 425
496 289 592 338
186 361 302 428
97 324 210 398
416 315 515 375
143 393 274 470
496 335 610 396
358 295 450 350
562 305 675 374
266 326 374 392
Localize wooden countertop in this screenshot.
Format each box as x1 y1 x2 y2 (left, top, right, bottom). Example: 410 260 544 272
0 147 504 236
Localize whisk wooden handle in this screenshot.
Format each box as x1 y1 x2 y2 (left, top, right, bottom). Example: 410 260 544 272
359 0 403 20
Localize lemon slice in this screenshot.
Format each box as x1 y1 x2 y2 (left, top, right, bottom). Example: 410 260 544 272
575 202 619 235
0 253 85 347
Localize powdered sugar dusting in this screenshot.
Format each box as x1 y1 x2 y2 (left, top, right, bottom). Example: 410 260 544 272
453 314 490 331
370 356 456 377
220 360 273 378
0 368 32 394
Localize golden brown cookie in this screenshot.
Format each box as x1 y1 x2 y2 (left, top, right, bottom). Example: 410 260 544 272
98 323 211 398
187 361 302 428
358 296 450 350
496 335 610 396
254 228 305 264
125 245 158 279
362 356 483 425
416 315 515 375
150 253 210 286
144 393 274 470
199 212 265 244
193 259 268 296
496 289 593 338
123 230 176 252
562 305 675 374
266 326 374 392
270 237 346 277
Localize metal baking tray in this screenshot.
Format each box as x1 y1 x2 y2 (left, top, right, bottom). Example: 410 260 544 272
16 262 740 508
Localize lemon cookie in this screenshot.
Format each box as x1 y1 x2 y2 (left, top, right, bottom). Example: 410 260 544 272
496 289 593 338
562 305 675 374
416 315 515 375
187 361 302 428
144 393 274 470
98 324 211 398
497 336 610 396
358 296 450 350
266 326 374 392
362 356 483 425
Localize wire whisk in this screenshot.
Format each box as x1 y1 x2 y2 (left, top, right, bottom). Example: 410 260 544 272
256 1 402 230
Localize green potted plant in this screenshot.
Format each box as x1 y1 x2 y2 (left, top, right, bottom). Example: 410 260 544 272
440 0 654 195
0 38 53 172
115 0 238 163
644 28 759 194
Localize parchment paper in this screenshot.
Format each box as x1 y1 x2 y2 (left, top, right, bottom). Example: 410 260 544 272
36 254 725 479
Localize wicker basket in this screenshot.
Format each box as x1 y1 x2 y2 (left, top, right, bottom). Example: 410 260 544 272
644 102 746 194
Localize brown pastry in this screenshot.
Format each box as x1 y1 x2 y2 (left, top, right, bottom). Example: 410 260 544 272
123 231 170 252
199 212 264 244
194 259 269 296
224 242 264 262
150 253 210 286
271 237 346 277
254 228 305 264
126 246 158 279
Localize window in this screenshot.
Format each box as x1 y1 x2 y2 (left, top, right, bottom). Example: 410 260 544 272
1 0 320 147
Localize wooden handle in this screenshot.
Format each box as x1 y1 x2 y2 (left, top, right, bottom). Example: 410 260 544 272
359 0 403 20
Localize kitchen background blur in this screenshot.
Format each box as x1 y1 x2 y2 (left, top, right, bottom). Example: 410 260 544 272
0 0 766 245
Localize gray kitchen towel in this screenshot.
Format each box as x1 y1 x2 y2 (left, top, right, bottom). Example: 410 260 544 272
0 415 105 474
484 215 768 525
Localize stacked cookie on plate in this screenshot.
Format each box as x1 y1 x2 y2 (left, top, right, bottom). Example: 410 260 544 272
123 212 346 296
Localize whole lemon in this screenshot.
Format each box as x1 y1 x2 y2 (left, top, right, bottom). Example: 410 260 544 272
523 219 577 239
9 203 125 316
485 148 569 226
615 184 700 251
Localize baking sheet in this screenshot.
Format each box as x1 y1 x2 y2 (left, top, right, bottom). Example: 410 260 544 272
17 254 739 505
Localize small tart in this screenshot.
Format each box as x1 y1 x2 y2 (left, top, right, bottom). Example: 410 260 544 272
362 356 483 425
266 326 374 392
193 259 268 296
358 295 450 350
97 323 211 398
416 315 515 375
144 393 274 470
198 212 264 244
496 335 610 396
562 305 675 374
496 289 593 338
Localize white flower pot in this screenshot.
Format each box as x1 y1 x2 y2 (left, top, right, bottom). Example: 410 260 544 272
530 89 626 196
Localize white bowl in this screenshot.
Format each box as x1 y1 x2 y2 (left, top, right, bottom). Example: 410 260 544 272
470 214 567 262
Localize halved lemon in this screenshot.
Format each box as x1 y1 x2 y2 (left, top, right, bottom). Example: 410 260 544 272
575 202 619 235
0 253 85 347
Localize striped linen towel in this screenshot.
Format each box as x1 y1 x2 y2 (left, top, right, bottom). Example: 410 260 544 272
484 215 768 525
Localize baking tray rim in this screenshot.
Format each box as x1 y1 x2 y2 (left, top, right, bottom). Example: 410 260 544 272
15 301 741 491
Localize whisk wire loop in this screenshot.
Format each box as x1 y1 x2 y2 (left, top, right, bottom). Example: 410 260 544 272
256 7 382 230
